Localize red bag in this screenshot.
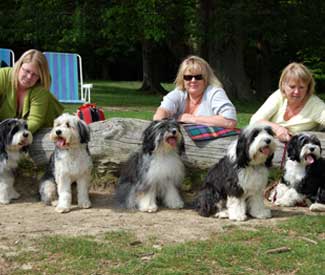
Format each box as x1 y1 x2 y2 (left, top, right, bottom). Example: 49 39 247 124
77 103 105 124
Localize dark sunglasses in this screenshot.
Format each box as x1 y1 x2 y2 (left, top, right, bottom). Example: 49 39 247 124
183 74 204 81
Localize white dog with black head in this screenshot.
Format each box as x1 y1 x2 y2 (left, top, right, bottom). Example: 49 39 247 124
0 119 33 204
269 133 325 211
115 119 185 212
39 113 92 213
196 124 276 221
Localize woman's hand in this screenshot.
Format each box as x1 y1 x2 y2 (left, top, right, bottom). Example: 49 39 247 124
177 113 196 124
274 125 292 142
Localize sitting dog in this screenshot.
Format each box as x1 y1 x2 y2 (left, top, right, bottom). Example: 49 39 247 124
269 133 325 211
39 113 93 213
0 119 33 204
115 119 185 212
196 124 276 221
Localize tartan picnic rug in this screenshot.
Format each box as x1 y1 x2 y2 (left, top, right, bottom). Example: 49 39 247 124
183 124 241 141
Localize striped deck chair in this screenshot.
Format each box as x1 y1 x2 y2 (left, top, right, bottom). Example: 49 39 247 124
0 48 15 67
44 52 92 103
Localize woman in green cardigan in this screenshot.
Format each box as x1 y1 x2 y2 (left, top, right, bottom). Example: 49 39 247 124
0 49 63 133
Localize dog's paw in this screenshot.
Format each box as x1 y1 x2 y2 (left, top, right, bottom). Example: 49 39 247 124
166 200 184 209
252 208 272 219
139 205 158 213
229 214 247 221
215 210 229 219
274 199 291 207
0 199 11 205
78 200 92 209
55 206 71 213
309 203 325 212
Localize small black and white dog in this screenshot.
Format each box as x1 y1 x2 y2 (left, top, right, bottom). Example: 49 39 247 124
115 119 185 212
39 113 93 213
0 119 33 204
269 133 325 211
196 124 276 221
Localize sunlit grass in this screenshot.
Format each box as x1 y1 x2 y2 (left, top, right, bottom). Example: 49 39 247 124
8 216 325 275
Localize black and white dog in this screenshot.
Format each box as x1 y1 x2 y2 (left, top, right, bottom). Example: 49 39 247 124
39 113 93 213
115 119 185 212
269 133 325 211
196 124 276 221
0 119 33 204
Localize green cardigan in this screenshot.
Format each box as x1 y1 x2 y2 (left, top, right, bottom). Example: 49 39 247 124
0 67 64 133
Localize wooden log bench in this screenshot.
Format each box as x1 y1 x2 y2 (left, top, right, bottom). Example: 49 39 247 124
29 118 325 171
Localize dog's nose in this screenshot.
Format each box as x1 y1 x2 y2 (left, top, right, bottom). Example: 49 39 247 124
265 138 271 144
23 132 29 138
310 147 315 152
171 129 177 135
56 130 62 136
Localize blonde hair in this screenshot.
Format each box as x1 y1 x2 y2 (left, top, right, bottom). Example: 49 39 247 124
12 49 51 90
279 62 315 98
174 55 223 91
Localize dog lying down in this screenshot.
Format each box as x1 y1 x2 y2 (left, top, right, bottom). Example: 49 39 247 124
269 133 325 212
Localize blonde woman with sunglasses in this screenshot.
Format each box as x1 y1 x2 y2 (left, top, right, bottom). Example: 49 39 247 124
153 55 237 128
0 49 63 133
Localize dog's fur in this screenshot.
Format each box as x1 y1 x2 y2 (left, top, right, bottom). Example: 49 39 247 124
269 133 325 211
39 113 92 213
196 124 276 221
0 119 33 204
115 119 185 212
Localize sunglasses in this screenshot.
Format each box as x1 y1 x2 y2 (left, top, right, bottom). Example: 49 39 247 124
183 74 204 81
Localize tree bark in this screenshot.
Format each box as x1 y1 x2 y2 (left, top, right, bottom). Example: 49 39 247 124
139 40 167 94
27 118 309 172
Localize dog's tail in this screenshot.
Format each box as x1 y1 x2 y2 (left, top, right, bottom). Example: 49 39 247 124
195 184 221 217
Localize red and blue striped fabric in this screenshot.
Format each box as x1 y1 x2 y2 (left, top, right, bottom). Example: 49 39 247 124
183 124 240 141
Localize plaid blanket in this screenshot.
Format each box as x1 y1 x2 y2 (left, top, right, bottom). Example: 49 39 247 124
183 124 241 141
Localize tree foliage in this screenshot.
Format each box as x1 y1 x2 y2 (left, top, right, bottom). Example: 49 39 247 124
0 0 324 98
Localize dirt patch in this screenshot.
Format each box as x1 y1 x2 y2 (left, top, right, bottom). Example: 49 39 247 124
1 184 322 246
1 166 324 252
1 180 323 274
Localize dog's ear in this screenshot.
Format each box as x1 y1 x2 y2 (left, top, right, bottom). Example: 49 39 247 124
178 136 186 155
142 121 157 154
77 119 90 144
287 135 300 161
0 120 11 159
236 134 249 168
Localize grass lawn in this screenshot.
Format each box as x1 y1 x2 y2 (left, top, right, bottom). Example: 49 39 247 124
8 216 325 274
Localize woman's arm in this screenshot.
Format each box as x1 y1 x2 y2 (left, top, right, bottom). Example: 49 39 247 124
254 119 291 142
153 107 173 120
177 113 237 128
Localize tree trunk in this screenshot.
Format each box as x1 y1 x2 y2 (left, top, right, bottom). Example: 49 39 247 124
139 40 167 94
201 1 252 101
255 39 272 98
28 118 292 171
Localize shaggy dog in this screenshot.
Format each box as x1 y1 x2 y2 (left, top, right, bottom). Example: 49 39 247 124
115 119 185 212
269 133 325 211
39 113 92 213
196 124 276 221
0 119 33 204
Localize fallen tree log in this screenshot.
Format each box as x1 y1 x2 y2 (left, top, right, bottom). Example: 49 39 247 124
29 118 325 170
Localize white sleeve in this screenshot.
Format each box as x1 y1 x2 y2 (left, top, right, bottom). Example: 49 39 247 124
160 89 183 115
209 88 237 120
250 90 283 124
